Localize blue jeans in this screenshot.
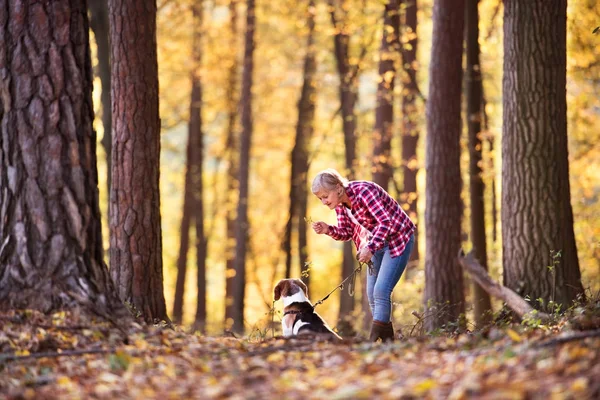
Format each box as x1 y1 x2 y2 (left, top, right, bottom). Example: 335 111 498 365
366 235 415 323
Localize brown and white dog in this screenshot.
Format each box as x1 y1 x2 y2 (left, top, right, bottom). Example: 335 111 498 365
273 278 341 340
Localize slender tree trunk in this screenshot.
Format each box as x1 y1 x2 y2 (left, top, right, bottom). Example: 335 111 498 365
372 0 400 190
224 0 239 331
328 0 360 329
89 0 112 194
424 0 466 331
190 1 207 333
108 0 169 323
466 0 492 327
284 0 317 286
172 128 194 324
232 0 256 334
502 0 584 307
0 0 126 317
400 0 420 262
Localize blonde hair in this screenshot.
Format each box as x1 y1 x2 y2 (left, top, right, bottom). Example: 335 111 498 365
311 168 348 194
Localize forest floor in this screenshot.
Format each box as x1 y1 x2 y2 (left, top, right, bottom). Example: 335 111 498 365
1 309 599 399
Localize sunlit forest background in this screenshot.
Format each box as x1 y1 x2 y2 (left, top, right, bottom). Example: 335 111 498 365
89 0 599 334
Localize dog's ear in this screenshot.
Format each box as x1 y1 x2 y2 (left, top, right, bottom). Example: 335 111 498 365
273 281 283 301
296 279 309 297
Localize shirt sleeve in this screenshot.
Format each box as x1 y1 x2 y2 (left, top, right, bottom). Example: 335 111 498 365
359 186 393 254
327 207 353 242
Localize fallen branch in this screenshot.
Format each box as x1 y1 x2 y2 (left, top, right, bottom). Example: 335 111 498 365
536 329 600 348
457 250 551 322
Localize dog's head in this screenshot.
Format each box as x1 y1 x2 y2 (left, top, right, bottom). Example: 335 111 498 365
273 278 310 307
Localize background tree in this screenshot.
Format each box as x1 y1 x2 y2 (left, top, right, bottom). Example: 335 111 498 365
502 0 584 308
190 0 207 333
400 0 420 263
424 0 466 331
89 0 112 194
283 0 317 286
328 0 360 329
466 0 492 327
372 0 400 190
172 1 207 327
108 0 169 323
0 0 125 317
232 0 257 334
224 0 240 332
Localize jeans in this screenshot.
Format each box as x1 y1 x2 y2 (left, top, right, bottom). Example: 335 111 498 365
366 234 415 323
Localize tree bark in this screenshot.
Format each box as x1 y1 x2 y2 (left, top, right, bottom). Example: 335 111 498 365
0 0 126 317
502 0 584 307
466 0 493 327
372 0 400 190
108 0 169 323
400 0 420 262
232 0 256 334
224 0 239 332
424 0 466 331
88 0 112 194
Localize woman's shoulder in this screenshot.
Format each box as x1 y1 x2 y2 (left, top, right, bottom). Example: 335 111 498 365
349 180 383 195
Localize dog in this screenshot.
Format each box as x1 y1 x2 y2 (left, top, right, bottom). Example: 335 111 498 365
273 278 341 340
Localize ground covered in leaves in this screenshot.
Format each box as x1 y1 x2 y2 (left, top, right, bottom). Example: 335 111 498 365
1 310 599 399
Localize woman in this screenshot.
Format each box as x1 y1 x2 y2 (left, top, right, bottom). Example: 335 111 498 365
311 168 415 342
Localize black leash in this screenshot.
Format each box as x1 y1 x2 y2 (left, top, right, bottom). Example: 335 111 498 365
312 261 372 308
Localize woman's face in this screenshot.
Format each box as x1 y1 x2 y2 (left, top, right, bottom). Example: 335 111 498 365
316 187 343 210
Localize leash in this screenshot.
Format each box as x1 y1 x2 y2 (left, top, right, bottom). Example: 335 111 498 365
312 260 372 308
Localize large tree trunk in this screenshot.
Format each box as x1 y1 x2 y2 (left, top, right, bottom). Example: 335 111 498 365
466 0 492 327
89 0 112 194
284 0 316 286
400 0 420 263
502 0 584 307
372 0 400 190
108 0 169 323
224 0 239 332
0 0 125 317
190 1 207 333
232 0 256 334
328 0 360 330
424 0 466 331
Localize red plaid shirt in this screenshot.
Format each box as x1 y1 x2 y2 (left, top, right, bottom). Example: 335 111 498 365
327 181 415 258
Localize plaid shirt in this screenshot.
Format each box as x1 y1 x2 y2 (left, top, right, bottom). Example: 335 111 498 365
327 181 415 258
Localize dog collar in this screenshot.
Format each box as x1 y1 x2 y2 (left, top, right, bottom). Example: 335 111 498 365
283 309 311 317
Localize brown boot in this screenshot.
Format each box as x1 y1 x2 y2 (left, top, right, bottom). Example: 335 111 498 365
369 320 395 342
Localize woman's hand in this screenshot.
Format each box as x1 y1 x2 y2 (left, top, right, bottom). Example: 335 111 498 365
312 221 330 235
357 246 373 263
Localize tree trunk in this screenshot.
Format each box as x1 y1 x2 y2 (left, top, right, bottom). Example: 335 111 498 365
88 0 112 194
108 0 169 323
502 0 584 307
466 0 492 327
224 0 239 332
232 0 256 334
424 0 466 331
190 1 207 333
400 0 420 262
372 0 400 191
284 0 316 287
171 125 194 324
328 0 360 329
0 0 125 317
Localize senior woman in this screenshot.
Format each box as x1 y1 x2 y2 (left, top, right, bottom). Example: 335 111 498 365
311 168 415 342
